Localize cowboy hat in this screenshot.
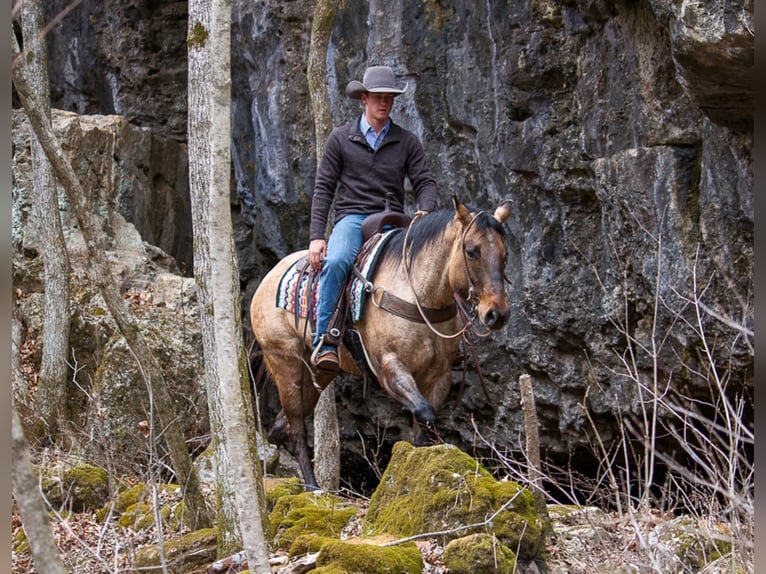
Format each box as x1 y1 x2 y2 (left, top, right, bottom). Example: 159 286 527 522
346 66 408 99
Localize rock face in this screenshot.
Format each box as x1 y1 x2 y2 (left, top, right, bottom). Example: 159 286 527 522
12 110 206 472
25 0 752 485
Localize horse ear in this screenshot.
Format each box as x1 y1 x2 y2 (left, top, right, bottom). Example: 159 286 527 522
452 195 473 225
493 200 512 223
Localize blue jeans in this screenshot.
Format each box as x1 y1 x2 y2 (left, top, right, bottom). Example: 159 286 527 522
313 214 368 348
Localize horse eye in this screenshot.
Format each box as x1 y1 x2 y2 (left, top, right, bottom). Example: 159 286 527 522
465 245 479 260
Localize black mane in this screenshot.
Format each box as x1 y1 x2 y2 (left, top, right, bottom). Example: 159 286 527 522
381 207 507 266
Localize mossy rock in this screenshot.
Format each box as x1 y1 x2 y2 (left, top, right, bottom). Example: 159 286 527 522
314 539 423 574
269 491 358 550
365 442 546 560
265 477 304 511
659 517 733 570
96 483 148 522
60 463 110 512
289 533 339 556
132 527 217 574
115 484 185 532
443 533 516 573
38 462 110 512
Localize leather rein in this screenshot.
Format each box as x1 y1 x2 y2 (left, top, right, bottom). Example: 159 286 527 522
351 210 507 405
401 210 496 339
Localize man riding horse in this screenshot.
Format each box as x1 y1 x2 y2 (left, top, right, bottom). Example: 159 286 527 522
249 64 513 491
308 65 439 372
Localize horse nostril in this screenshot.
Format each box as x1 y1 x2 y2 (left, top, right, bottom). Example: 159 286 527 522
485 308 509 328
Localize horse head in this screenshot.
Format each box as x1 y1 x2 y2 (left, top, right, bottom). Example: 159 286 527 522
449 196 512 332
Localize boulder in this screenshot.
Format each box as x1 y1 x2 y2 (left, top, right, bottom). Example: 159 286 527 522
443 532 517 574
365 442 547 560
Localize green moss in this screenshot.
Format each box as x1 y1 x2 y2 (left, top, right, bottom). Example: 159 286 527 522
365 442 545 560
265 477 304 511
316 540 423 574
187 20 208 49
443 533 516 573
97 484 147 521
669 522 733 569
115 484 146 512
132 527 217 574
62 463 110 512
116 485 184 532
40 475 64 508
269 491 357 550
289 534 339 556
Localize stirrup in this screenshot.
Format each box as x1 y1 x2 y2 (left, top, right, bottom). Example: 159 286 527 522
310 334 337 366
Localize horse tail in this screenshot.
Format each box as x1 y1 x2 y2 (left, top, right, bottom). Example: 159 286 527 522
245 331 292 445
245 330 276 429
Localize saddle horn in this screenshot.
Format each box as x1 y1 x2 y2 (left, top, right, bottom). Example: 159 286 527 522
360 192 411 242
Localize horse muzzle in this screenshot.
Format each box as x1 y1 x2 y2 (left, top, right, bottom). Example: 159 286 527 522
481 306 509 330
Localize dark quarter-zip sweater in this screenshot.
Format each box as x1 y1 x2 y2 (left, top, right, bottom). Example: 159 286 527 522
309 115 439 241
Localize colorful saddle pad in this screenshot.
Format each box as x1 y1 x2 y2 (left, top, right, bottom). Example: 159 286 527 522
348 228 399 322
274 228 400 323
275 257 318 321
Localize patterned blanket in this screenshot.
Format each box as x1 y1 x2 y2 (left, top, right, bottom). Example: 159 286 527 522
275 228 400 323
275 256 318 321
348 228 399 322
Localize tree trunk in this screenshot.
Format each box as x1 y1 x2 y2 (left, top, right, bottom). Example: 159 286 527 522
21 0 71 443
188 0 271 567
307 0 341 493
12 400 68 574
11 287 67 574
11 32 213 531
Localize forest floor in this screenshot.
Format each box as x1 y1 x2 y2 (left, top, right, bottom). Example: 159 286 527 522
11 482 749 574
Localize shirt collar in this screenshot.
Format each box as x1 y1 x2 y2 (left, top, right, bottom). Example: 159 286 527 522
360 114 391 137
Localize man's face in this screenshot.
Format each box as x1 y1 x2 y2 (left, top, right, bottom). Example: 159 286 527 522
362 92 395 123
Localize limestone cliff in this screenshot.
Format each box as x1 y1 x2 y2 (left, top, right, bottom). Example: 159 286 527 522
19 0 752 483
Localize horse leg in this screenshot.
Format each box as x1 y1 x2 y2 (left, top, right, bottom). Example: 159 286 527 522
378 352 438 443
413 369 453 445
267 408 290 445
264 353 324 490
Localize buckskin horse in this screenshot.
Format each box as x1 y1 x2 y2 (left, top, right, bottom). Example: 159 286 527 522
249 196 512 490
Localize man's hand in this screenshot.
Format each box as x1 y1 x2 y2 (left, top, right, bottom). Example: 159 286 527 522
309 239 327 272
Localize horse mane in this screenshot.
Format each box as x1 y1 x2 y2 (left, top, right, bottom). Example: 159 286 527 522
382 206 507 267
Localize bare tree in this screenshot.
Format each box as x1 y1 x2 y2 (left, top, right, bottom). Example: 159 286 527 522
20 0 71 442
11 30 213 530
12 399 68 574
12 283 67 574
187 0 270 566
307 0 341 493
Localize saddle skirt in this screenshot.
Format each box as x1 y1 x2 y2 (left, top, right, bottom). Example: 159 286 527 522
275 228 400 323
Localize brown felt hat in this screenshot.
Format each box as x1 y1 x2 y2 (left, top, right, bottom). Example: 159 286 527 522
346 66 408 99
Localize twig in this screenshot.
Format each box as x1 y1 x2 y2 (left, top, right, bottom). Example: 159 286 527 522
381 489 525 547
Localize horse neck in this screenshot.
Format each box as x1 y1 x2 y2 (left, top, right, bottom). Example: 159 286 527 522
403 221 460 308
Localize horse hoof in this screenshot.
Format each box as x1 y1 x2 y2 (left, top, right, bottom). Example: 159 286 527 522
412 402 436 426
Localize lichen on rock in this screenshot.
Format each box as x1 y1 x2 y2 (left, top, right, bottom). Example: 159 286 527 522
269 491 358 550
365 441 547 560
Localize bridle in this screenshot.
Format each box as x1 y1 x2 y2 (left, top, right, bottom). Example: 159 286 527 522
402 210 504 340
402 209 508 406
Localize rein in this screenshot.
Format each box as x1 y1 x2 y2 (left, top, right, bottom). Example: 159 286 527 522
401 211 491 340
400 210 495 405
